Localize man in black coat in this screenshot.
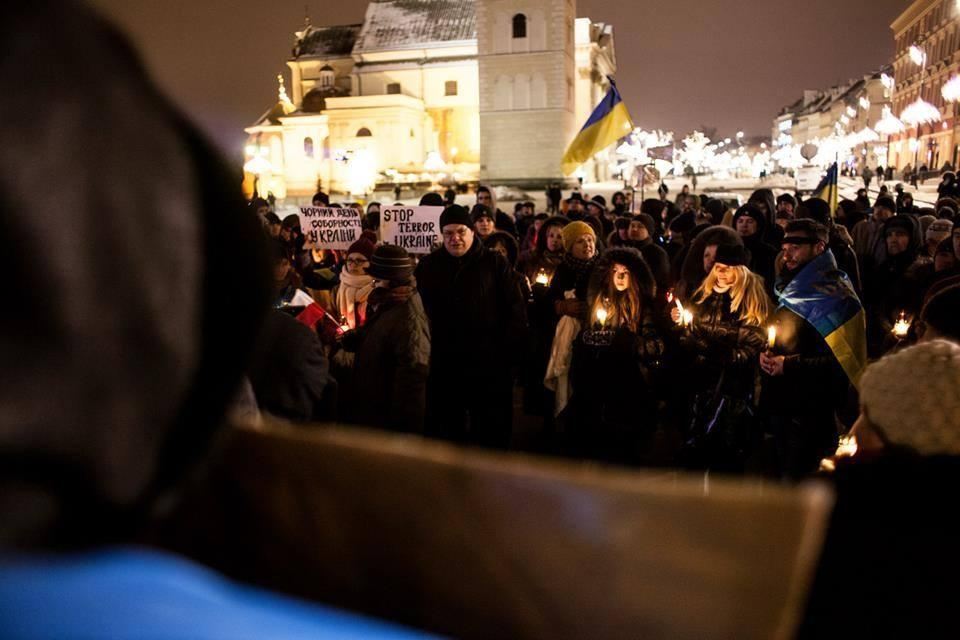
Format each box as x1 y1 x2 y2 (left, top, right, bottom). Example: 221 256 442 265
759 220 857 480
415 205 528 449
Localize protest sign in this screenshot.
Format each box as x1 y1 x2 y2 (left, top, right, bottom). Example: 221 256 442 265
380 205 443 253
297 207 362 250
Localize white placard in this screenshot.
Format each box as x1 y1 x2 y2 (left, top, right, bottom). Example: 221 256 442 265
380 205 443 253
297 207 362 250
796 166 822 192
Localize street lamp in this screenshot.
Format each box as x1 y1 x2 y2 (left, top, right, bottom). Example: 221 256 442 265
900 42 940 176
875 105 906 169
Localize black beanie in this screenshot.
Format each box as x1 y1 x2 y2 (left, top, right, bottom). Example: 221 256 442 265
713 243 749 267
615 217 631 231
419 192 444 207
799 198 832 225
470 204 495 224
884 215 914 237
733 204 765 230
440 204 473 229
669 211 696 235
632 213 656 237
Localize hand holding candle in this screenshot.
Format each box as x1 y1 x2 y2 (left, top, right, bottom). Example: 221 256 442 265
535 268 549 286
892 311 910 339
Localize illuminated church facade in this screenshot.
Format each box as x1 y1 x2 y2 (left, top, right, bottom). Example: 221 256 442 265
243 0 617 201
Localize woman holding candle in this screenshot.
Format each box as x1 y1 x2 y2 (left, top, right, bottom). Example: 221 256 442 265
567 247 664 465
676 243 771 473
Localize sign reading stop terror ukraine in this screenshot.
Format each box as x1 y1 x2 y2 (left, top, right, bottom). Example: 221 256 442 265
297 206 363 250
381 205 443 253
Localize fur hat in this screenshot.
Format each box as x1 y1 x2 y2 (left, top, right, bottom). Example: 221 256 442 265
860 340 960 455
883 215 915 237
562 220 596 252
439 204 473 230
714 243 748 267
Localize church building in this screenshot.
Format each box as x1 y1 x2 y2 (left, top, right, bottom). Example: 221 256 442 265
244 0 617 201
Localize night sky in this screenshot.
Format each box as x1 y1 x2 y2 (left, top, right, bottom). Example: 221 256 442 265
89 0 908 159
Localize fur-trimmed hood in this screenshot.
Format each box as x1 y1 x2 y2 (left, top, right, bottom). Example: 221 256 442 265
587 246 657 307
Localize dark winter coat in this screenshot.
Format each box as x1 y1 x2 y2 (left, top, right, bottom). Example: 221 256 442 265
345 287 430 433
248 310 335 423
415 237 528 375
677 226 744 300
863 217 923 355
742 234 778 296
681 290 766 398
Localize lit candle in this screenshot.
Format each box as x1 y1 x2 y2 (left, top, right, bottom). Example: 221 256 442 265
767 325 777 350
339 316 351 333
835 434 858 458
535 268 550 286
892 311 911 339
681 309 694 327
674 299 685 325
596 306 608 327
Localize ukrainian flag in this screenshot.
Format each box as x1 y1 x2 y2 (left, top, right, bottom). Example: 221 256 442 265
812 162 839 216
561 78 635 175
776 249 868 388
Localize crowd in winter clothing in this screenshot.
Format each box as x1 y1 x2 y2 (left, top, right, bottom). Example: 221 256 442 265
249 178 960 481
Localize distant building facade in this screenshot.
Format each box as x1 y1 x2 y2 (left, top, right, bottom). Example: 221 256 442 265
889 0 960 172
244 0 617 201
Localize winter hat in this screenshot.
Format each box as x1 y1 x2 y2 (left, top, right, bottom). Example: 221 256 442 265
565 192 585 204
582 216 604 241
471 204 495 224
419 192 445 207
588 195 607 212
668 211 697 235
562 220 596 252
798 198 831 226
264 211 281 225
733 204 765 230
614 217 631 231
640 198 666 219
366 244 414 281
713 243 748 267
883 215 914 237
312 191 330 206
703 199 727 225
859 340 960 455
346 237 375 260
439 204 473 230
927 219 954 243
631 213 656 237
281 214 301 230
921 284 960 342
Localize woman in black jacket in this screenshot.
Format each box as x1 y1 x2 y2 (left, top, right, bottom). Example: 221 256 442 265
567 247 664 466
674 243 771 472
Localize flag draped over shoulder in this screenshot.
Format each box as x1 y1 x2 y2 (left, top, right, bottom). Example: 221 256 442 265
776 250 867 388
812 162 839 216
561 79 634 176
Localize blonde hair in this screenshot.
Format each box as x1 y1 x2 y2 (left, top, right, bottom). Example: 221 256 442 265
694 264 771 327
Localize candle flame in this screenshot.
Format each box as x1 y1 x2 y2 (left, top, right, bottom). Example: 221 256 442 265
681 310 694 326
535 269 549 285
596 307 608 327
767 325 777 349
892 311 911 338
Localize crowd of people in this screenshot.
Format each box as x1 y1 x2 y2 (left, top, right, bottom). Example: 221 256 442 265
249 178 960 481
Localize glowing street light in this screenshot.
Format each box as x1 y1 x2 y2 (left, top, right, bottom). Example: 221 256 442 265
943 75 960 102
875 106 905 135
909 44 927 66
859 97 871 111
900 97 942 126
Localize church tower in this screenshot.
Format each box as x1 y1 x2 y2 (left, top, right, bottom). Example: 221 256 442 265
477 0 577 187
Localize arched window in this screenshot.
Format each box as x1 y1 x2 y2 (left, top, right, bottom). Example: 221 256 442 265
303 137 315 158
512 13 527 39
356 127 372 137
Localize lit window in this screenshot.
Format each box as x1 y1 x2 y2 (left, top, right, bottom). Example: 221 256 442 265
512 14 527 39
445 80 458 96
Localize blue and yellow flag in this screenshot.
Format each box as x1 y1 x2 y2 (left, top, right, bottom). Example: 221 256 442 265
776 250 867 388
561 79 634 175
812 162 839 216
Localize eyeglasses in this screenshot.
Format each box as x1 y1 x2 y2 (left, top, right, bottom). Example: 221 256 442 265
346 258 369 266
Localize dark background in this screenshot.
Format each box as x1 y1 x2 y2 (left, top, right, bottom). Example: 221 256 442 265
89 0 909 158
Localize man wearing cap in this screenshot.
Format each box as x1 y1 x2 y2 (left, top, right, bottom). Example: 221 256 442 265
585 195 613 237
343 244 431 434
759 220 861 479
414 204 528 448
564 193 586 220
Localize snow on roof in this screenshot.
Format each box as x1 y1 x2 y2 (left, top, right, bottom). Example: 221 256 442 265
294 24 362 59
353 0 476 53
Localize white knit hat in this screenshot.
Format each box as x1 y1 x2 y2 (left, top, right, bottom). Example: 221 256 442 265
860 340 960 455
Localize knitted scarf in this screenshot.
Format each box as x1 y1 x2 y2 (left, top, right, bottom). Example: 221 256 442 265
336 270 375 329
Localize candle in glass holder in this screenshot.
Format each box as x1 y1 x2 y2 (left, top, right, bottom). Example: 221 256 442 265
767 325 777 350
596 306 608 328
535 268 550 286
892 311 911 339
